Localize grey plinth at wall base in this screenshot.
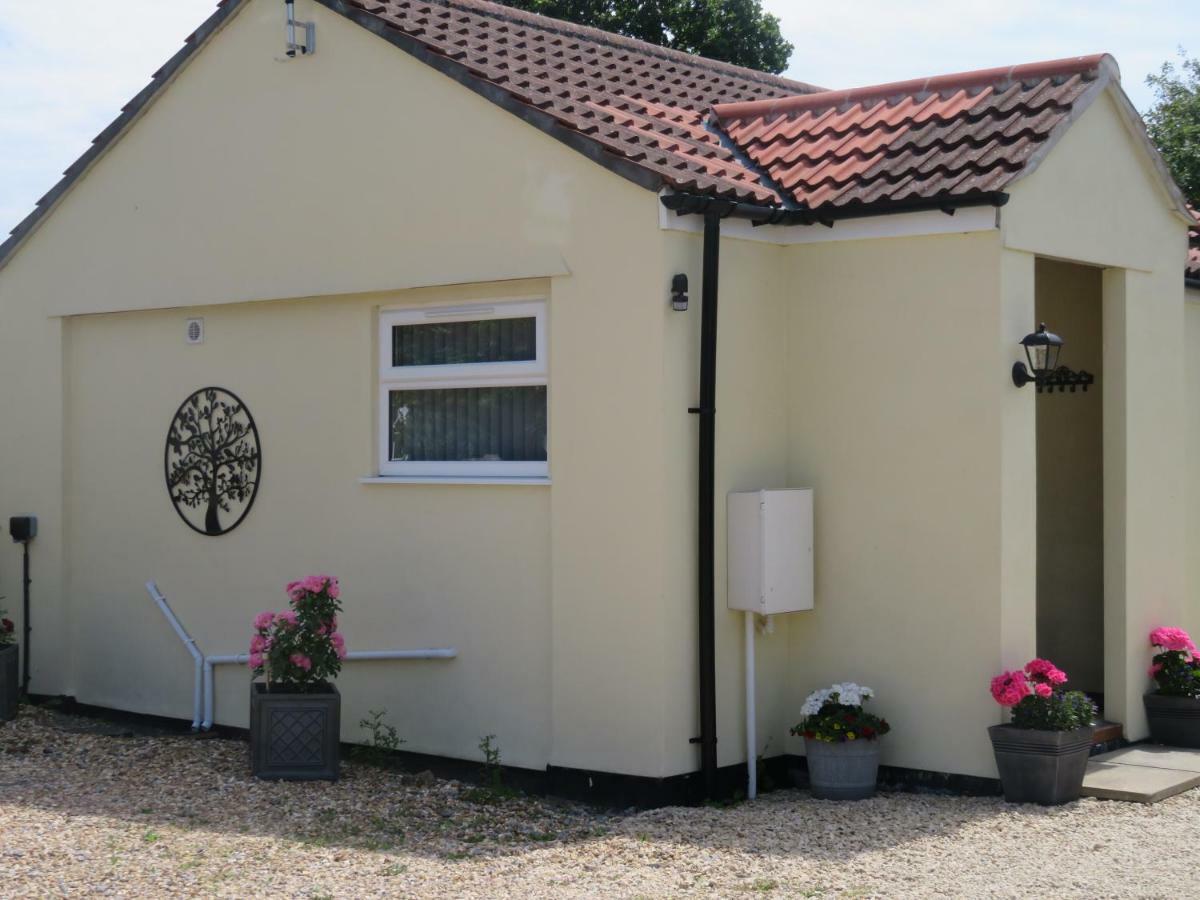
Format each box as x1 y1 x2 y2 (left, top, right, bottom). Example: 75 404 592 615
249 682 340 781
0 644 17 721
988 724 1093 805
800 738 882 800
1144 693 1200 748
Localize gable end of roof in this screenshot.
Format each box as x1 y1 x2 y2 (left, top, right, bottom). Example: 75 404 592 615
0 0 250 273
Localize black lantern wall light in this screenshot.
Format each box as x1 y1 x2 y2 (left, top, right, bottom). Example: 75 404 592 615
1012 323 1095 393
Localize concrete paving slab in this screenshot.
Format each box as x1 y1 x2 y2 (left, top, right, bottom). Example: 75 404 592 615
1081 761 1200 803
1091 745 1200 773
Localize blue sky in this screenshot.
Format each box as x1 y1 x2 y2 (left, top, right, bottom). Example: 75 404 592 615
0 0 1196 236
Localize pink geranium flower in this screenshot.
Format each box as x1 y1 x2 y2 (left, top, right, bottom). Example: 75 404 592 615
991 670 1031 707
290 653 312 671
249 634 267 654
1025 658 1068 685
247 653 264 669
1150 627 1198 654
1034 682 1052 699
275 610 298 628
253 611 275 630
331 632 347 660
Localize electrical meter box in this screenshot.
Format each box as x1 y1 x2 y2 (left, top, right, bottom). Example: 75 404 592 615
727 489 813 614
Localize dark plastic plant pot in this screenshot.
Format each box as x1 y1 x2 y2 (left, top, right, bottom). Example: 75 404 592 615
1144 693 1200 748
0 644 17 722
988 724 1093 805
802 737 882 800
249 682 340 781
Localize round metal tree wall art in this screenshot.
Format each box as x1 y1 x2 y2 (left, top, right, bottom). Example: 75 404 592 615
165 388 261 536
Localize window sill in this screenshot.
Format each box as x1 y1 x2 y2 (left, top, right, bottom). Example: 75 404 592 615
359 475 551 486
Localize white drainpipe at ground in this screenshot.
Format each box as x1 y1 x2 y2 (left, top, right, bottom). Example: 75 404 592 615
147 581 204 730
201 647 458 730
145 581 458 732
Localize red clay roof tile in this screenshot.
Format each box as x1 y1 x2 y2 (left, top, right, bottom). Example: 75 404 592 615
333 0 821 203
712 55 1112 213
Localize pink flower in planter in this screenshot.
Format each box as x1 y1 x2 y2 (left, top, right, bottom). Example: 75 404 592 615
1025 658 1068 686
1150 627 1197 654
248 653 264 669
1034 682 1052 699
1149 662 1164 677
253 611 275 630
991 670 1031 707
290 653 312 671
275 610 298 628
331 632 347 660
249 634 267 654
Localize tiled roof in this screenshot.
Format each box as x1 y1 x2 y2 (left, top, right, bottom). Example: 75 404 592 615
328 0 821 204
712 55 1112 213
2 0 1196 289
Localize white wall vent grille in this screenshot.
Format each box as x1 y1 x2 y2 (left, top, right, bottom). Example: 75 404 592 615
185 318 204 345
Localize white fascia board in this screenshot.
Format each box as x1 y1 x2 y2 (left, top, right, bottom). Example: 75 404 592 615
658 193 1000 245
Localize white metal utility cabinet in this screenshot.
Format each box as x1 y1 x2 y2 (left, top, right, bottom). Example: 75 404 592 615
727 489 814 798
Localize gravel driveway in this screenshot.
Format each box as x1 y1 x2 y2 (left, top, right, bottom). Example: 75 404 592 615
0 706 1195 898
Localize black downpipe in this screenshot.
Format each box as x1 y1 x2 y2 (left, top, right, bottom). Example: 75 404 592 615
21 542 30 695
695 210 721 796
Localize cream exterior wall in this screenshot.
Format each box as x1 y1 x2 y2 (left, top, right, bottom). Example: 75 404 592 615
0 0 1191 784
0 0 683 775
1187 289 1200 642
1004 90 1189 736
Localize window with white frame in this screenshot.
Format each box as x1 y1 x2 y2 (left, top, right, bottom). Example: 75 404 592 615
378 300 548 478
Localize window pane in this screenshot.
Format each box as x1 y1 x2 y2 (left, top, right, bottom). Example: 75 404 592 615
389 387 547 462
392 317 536 367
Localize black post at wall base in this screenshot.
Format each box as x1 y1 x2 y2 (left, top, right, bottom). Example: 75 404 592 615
691 210 721 798
21 542 30 695
9 515 36 697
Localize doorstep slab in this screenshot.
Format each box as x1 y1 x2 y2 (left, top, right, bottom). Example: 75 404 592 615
1091 745 1200 773
1081 761 1200 803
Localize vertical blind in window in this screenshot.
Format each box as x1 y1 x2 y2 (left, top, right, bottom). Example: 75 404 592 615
389 387 547 462
392 317 536 367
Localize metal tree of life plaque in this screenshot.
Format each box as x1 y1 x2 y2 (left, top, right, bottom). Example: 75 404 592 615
165 388 262 536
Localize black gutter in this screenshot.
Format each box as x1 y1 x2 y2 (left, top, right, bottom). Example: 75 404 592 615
662 190 1010 226
689 211 722 797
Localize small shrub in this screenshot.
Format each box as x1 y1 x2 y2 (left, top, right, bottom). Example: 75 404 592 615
991 659 1096 730
1148 627 1200 698
248 575 346 692
791 683 889 743
463 735 517 803
353 709 406 767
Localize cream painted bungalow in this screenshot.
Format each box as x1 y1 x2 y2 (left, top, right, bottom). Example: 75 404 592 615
1 0 1198 803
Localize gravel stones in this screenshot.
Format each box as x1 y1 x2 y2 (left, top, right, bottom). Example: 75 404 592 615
0 706 1197 898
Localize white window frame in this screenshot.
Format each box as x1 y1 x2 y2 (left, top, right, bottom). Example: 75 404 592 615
377 299 548 478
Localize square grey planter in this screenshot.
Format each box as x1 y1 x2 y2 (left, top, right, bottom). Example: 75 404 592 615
0 644 17 722
801 738 882 800
988 724 1093 805
1144 693 1200 748
249 682 340 781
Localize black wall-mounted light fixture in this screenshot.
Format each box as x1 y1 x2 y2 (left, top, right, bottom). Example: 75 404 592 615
1012 323 1095 393
671 273 689 311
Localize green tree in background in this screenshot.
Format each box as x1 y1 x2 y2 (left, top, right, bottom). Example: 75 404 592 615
495 0 793 74
1145 50 1200 206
